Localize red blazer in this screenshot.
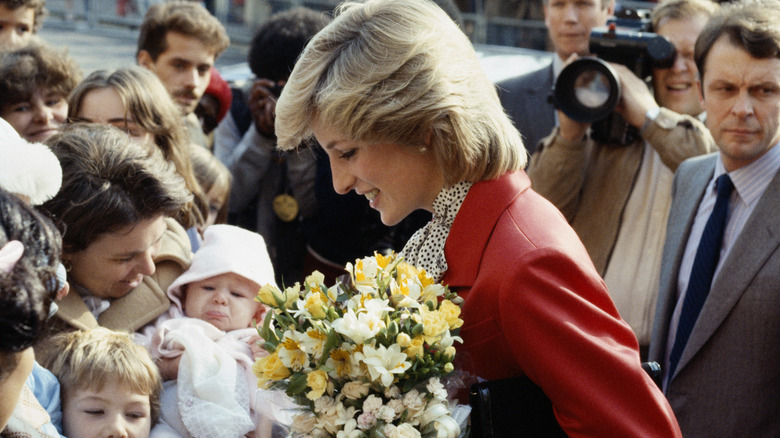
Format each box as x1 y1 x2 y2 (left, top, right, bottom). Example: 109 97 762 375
443 171 680 437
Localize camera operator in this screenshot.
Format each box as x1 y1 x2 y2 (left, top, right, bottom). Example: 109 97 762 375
528 0 719 358
497 0 614 155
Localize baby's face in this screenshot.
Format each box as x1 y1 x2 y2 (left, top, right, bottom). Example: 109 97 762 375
183 272 262 331
63 381 151 438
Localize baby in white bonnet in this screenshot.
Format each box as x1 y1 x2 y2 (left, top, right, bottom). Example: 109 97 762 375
140 224 280 438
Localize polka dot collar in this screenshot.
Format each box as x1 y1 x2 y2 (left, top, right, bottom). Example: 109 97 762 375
399 181 473 281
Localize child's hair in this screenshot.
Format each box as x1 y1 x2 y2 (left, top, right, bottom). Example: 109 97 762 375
0 187 61 376
39 328 162 424
0 39 81 111
190 146 231 225
0 0 47 32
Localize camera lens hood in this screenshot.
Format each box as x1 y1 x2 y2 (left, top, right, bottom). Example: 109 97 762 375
553 57 621 123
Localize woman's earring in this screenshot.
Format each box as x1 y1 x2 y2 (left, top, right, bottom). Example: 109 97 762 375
419 146 428 154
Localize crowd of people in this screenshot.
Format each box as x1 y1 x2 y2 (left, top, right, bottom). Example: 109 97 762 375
0 0 778 436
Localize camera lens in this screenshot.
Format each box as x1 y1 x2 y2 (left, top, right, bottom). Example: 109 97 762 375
553 57 621 123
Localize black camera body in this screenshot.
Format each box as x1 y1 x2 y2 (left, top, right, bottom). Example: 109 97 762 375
551 10 676 145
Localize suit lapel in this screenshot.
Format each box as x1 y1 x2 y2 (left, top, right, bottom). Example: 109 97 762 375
677 167 780 372
650 156 714 363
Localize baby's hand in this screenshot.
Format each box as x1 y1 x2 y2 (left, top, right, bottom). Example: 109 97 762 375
156 356 181 381
248 334 268 360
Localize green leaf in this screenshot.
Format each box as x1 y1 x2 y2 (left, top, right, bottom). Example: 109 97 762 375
286 372 309 395
319 329 340 365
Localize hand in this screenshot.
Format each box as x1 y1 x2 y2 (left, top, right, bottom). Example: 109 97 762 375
557 53 591 142
608 63 659 128
248 334 268 361
156 356 181 381
249 78 284 137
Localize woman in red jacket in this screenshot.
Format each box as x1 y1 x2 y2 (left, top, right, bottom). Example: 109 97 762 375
273 0 681 436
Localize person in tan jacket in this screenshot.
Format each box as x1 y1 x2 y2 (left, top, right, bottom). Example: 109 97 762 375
40 124 193 334
528 0 719 357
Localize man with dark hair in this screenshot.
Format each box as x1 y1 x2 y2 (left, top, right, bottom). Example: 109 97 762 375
136 1 229 148
496 0 613 154
649 0 780 434
0 0 46 50
213 7 330 285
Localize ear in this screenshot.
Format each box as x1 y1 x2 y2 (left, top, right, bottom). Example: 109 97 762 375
137 50 154 70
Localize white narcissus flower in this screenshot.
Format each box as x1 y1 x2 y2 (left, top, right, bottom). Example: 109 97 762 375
332 308 384 344
356 344 411 387
362 297 394 315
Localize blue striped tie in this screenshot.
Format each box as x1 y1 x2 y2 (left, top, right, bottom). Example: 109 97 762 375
667 174 734 383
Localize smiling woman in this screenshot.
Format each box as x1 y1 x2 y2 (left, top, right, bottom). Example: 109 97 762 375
39 124 193 333
0 40 81 143
274 0 682 435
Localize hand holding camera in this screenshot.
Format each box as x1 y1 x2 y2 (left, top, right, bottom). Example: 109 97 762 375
249 78 285 137
551 10 675 145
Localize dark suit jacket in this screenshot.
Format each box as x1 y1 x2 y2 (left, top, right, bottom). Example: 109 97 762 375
649 153 780 436
446 171 680 437
496 62 555 156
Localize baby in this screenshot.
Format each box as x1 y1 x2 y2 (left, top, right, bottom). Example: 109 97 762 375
39 328 162 438
138 224 276 438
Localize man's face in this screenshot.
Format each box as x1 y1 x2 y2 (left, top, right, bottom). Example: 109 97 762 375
544 0 612 60
137 31 215 115
0 4 34 50
652 14 709 116
700 36 780 171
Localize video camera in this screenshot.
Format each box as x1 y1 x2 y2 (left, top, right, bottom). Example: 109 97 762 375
551 9 676 145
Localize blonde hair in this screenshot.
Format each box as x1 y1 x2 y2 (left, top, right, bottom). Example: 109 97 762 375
190 146 231 225
274 0 526 184
39 328 162 424
68 67 207 229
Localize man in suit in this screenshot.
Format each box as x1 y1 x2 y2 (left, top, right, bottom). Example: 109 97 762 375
496 0 613 154
649 0 780 435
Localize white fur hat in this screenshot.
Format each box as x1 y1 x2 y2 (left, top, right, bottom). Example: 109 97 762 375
0 117 62 205
167 225 276 311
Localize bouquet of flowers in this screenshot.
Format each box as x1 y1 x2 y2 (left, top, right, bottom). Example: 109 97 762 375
253 252 470 438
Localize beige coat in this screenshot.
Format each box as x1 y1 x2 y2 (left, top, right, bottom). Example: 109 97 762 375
527 108 716 275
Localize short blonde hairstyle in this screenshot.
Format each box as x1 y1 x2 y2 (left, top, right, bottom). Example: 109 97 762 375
274 0 526 184
39 328 162 424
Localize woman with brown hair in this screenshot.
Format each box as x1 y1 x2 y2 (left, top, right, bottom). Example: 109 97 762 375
67 66 208 240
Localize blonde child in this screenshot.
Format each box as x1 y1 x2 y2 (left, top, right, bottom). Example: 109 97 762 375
39 328 161 438
137 224 277 438
190 146 232 235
